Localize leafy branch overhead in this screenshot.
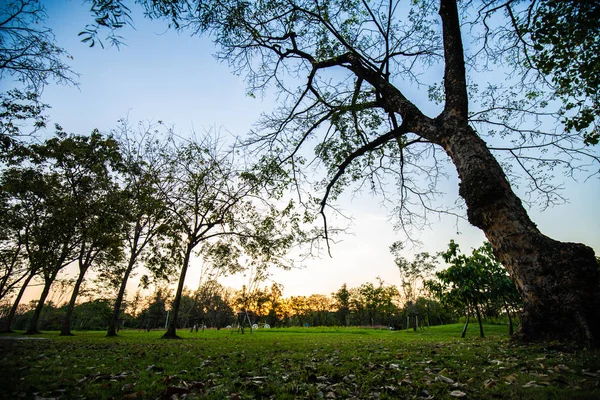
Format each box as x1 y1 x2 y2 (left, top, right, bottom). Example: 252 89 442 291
520 1 600 145
0 0 78 92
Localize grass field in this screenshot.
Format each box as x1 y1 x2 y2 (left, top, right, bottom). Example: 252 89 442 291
1 324 599 399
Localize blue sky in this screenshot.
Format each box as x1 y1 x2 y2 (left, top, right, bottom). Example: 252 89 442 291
6 1 599 302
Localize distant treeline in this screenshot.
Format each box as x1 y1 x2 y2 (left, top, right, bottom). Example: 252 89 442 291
2 277 516 332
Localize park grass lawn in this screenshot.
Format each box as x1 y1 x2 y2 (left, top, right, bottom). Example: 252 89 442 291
1 324 599 399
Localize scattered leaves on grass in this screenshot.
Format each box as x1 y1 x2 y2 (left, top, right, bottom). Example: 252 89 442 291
159 385 190 399
121 382 136 392
435 374 454 384
522 381 543 388
123 390 146 399
2 325 600 399
146 364 165 373
582 370 599 377
483 378 497 388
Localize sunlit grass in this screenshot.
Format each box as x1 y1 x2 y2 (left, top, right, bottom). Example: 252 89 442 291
1 324 599 399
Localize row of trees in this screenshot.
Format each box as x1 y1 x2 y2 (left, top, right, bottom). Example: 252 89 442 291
3 239 523 336
1 280 451 332
1 0 302 339
0 116 304 338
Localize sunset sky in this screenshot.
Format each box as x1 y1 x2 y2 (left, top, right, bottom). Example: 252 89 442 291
5 1 598 303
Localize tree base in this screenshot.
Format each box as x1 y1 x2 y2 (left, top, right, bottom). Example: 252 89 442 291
509 239 600 348
161 332 182 340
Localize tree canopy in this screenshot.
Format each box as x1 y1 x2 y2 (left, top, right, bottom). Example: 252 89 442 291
0 0 77 93
520 0 600 145
83 0 598 346
426 240 521 338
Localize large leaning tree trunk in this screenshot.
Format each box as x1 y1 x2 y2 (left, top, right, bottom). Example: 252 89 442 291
345 59 600 343
428 1 599 345
443 122 600 345
325 0 600 346
362 0 600 346
437 0 600 346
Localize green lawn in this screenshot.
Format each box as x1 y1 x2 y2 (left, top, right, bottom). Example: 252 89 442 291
1 324 599 399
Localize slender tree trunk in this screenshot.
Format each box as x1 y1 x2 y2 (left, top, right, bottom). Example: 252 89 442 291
1 270 35 332
163 244 192 339
25 277 53 334
107 256 136 337
503 299 514 336
239 311 246 334
60 266 89 336
474 302 484 338
461 307 470 338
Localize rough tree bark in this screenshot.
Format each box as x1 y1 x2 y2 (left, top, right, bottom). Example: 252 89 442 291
441 122 600 346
